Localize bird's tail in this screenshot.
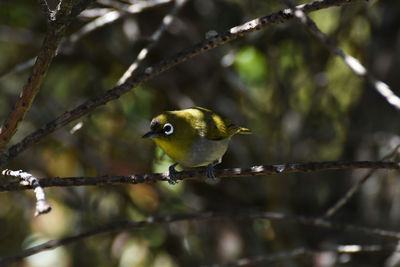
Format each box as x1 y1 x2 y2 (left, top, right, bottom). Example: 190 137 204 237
238 127 252 135
228 124 252 135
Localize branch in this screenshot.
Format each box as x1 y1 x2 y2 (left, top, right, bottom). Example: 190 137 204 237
2 210 400 265
117 0 188 84
1 161 398 191
1 169 51 216
0 0 74 153
322 145 400 218
37 0 55 21
0 0 365 167
0 0 94 154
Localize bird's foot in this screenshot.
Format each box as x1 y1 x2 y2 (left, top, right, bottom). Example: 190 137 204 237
205 160 220 184
167 163 179 185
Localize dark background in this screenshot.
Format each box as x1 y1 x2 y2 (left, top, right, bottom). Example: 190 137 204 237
1 0 400 266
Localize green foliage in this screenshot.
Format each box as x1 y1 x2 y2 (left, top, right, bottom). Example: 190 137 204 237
234 46 268 86
309 6 341 34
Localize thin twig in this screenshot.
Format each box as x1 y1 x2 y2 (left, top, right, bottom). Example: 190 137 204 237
79 8 114 18
37 0 56 21
1 169 51 216
281 0 400 111
67 10 122 44
118 0 188 84
0 58 37 78
2 210 400 265
324 169 376 218
0 161 398 191
323 145 400 218
0 0 366 167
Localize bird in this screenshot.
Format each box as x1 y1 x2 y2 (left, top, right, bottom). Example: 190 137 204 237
143 107 251 183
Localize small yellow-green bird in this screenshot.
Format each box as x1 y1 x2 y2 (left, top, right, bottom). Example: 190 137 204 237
143 107 251 182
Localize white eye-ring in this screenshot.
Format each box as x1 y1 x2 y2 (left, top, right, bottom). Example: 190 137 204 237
163 123 174 135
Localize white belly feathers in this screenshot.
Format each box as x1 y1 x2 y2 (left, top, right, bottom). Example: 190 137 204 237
178 137 230 168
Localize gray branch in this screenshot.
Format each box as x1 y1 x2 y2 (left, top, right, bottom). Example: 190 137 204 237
1 161 398 191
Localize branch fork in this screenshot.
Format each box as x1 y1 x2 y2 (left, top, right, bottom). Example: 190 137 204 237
2 169 51 216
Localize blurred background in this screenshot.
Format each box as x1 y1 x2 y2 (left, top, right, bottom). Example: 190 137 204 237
1 0 400 266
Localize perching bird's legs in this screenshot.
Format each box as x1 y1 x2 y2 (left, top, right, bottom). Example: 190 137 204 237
167 163 179 184
168 159 221 184
206 163 215 180
205 159 221 182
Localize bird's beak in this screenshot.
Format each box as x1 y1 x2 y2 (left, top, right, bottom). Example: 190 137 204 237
142 131 161 138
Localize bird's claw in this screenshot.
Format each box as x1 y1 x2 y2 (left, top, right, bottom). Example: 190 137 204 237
206 164 215 179
205 161 219 184
167 163 179 185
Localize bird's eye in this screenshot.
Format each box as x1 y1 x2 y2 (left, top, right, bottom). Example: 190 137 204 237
163 123 174 135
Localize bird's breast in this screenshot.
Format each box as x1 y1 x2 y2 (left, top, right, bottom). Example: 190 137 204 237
178 137 230 168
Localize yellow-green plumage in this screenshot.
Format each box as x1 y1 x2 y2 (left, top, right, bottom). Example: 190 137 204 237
143 107 250 178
